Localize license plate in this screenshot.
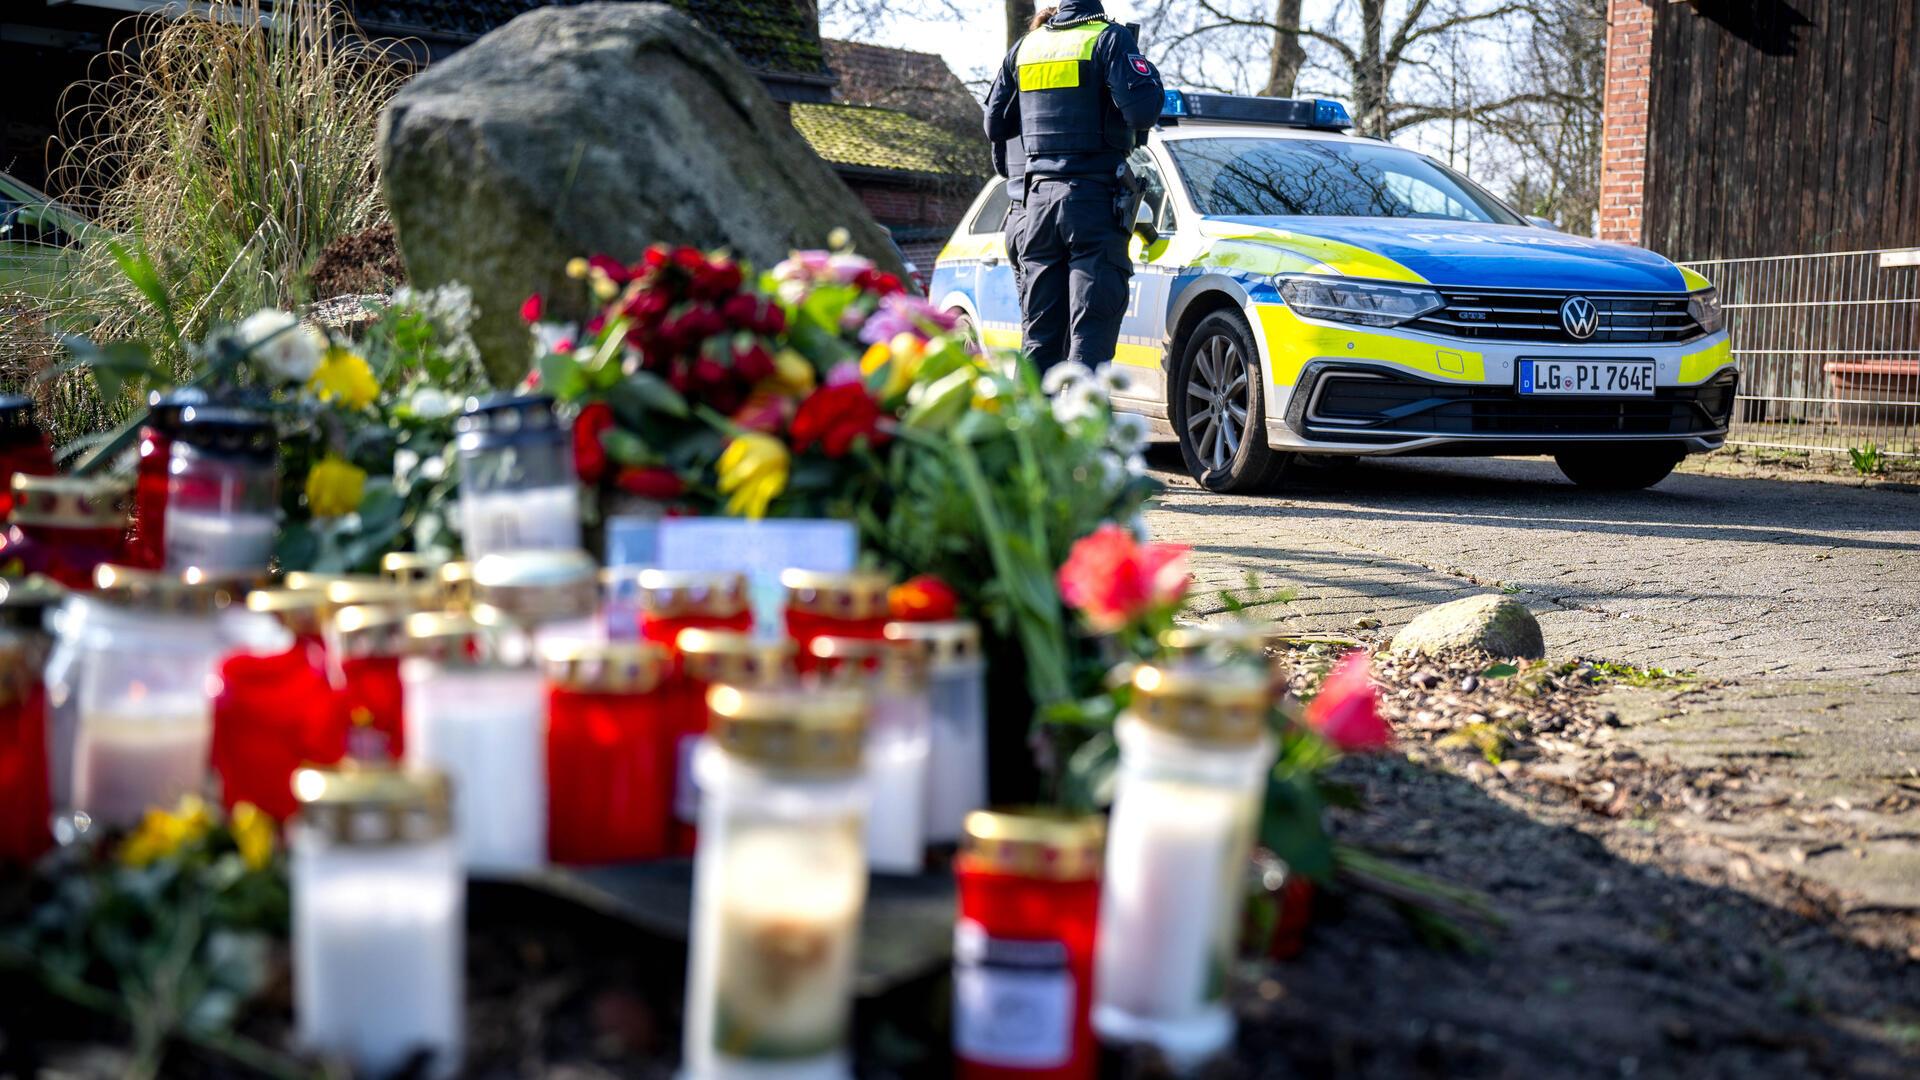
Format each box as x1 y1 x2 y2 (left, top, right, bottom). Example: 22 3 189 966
1519 360 1656 396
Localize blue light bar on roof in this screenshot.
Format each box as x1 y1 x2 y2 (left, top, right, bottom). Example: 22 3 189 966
1158 89 1352 131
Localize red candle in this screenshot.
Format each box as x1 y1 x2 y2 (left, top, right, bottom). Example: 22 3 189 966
781 569 895 670
328 598 421 762
0 653 51 864
544 641 674 864
953 811 1105 1080
211 591 349 819
671 629 796 855
0 394 54 525
122 389 202 570
0 474 132 590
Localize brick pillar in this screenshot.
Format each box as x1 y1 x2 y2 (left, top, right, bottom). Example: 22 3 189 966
1598 0 1653 244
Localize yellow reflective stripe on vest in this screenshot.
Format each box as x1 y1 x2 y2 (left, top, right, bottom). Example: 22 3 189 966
1016 20 1107 91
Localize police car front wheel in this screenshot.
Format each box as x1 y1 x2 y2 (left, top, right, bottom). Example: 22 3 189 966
1172 310 1292 493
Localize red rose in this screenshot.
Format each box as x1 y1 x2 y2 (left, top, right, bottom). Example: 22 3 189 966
721 294 759 328
692 357 727 386
733 340 775 381
642 247 670 271
889 575 958 621
1303 652 1391 752
571 402 615 485
614 466 686 499
1055 524 1189 632
694 260 744 299
791 383 889 457
672 247 708 274
590 254 631 284
519 293 543 323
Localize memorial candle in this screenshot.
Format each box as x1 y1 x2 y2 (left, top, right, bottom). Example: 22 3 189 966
209 589 346 819
884 619 986 844
162 403 279 574
683 684 869 1080
0 473 131 591
781 569 895 669
1091 663 1275 1069
454 394 580 558
292 765 462 1079
0 579 59 863
809 635 931 875
669 629 795 855
543 640 673 864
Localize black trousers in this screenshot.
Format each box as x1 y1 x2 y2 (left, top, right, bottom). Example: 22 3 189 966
1005 200 1028 300
1018 177 1132 372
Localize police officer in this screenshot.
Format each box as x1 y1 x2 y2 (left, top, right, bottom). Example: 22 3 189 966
984 0 1162 372
992 7 1057 302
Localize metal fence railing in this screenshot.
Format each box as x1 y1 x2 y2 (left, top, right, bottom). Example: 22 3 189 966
1681 248 1920 458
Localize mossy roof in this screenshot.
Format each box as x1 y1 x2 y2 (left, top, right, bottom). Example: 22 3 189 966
791 103 978 178
349 0 830 78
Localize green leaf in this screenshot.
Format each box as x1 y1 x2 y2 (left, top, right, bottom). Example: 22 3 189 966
356 481 404 529
600 427 656 468
1481 662 1520 679
273 522 320 572
538 352 586 400
1059 728 1118 813
1262 771 1335 880
610 370 690 421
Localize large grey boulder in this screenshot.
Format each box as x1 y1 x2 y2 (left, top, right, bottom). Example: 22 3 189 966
1390 594 1546 660
380 2 906 385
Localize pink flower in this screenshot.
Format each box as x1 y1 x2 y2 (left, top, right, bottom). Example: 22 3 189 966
1303 653 1391 752
1056 524 1189 632
520 293 543 323
858 292 957 345
824 360 864 388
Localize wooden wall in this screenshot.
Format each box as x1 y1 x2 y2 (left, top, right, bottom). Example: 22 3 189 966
1642 0 1920 260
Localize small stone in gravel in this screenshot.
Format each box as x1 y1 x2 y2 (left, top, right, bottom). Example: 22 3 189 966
1413 671 1441 689
1459 675 1480 693
1390 594 1546 659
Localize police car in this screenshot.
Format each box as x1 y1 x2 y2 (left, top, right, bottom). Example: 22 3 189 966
931 91 1736 492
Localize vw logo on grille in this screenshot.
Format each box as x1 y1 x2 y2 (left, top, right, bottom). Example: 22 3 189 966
1560 295 1601 339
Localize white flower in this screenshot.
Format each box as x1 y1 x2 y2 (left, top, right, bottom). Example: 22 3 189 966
1093 362 1134 396
236 308 323 384
1051 379 1100 425
409 387 456 419
1109 411 1151 455
393 448 420 480
1126 453 1149 476
1041 361 1095 396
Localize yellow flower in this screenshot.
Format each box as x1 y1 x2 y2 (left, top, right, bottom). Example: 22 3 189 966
566 256 590 279
119 795 214 867
766 349 817 396
229 801 275 871
716 432 789 519
859 341 892 376
308 348 380 410
306 456 367 518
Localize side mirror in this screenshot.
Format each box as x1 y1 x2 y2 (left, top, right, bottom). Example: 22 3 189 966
1526 215 1560 231
1133 201 1160 245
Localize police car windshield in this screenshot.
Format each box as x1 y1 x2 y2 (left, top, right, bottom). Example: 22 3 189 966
1168 137 1523 225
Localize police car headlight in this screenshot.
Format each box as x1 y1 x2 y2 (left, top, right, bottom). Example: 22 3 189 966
1276 275 1445 328
1687 287 1724 335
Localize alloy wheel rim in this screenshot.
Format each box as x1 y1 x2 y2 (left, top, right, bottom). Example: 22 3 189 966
1185 333 1249 471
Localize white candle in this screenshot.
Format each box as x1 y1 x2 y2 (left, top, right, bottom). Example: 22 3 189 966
921 662 986 843
162 507 278 572
293 835 464 1078
73 711 211 829
403 664 547 873
863 690 930 874
458 484 580 558
687 819 865 1076
1094 777 1257 1023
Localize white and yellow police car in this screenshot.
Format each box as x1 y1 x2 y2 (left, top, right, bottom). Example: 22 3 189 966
931 91 1736 492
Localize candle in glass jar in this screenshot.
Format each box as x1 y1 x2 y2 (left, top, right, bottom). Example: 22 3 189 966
404 655 548 873
683 684 869 1080
543 640 674 864
292 766 462 1079
455 394 581 558
809 635 930 875
162 403 279 574
0 648 51 863
782 570 895 669
884 620 986 844
331 602 419 762
1091 663 1275 1068
953 811 1105 1080
672 629 796 856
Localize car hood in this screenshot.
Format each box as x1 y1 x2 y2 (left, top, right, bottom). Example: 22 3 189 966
1203 216 1695 293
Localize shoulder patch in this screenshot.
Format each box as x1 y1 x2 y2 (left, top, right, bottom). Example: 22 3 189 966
1130 54 1153 76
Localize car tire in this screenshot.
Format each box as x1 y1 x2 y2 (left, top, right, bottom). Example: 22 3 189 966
1554 445 1684 490
1171 310 1292 493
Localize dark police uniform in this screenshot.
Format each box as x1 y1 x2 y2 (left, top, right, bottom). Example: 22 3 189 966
992 135 1030 298
983 0 1162 371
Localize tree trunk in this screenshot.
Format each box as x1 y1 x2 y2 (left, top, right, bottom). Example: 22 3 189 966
1006 0 1036 50
1354 0 1389 136
1262 0 1306 97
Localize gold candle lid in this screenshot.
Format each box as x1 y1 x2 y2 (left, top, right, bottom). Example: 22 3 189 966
382 551 449 586
883 619 981 669
626 569 750 620
293 764 452 845
1129 662 1270 745
677 628 795 687
542 639 670 694
282 571 373 594
245 588 334 636
401 610 486 663
780 568 895 621
707 683 867 773
11 473 130 529
332 604 411 657
471 550 597 624
809 634 930 691
961 809 1106 881
438 560 474 612
94 564 254 614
